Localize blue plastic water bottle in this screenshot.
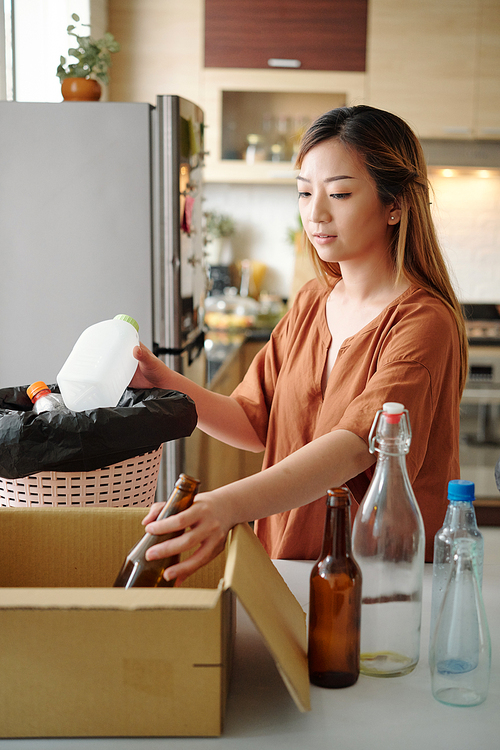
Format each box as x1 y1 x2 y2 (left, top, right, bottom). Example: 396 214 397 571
430 537 491 706
429 480 484 645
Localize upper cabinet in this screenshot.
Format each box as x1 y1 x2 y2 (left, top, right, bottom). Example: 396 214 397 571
366 0 500 139
201 69 366 183
204 0 368 71
202 0 368 182
108 0 204 107
107 0 499 184
476 0 500 137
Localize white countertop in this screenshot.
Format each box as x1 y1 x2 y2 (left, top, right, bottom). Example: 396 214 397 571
2 528 499 750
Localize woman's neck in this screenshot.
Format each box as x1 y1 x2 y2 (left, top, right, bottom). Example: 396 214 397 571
333 261 411 307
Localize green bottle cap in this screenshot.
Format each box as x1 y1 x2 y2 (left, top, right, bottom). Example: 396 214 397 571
114 314 139 332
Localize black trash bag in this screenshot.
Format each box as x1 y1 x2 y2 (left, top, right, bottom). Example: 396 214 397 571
0 385 197 479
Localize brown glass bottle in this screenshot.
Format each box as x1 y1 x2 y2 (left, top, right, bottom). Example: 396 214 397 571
308 486 362 688
113 473 200 588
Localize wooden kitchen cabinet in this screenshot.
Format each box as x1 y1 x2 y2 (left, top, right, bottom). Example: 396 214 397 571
108 0 204 106
366 0 500 139
202 0 368 182
204 0 368 72
475 0 500 137
201 69 366 183
197 339 265 492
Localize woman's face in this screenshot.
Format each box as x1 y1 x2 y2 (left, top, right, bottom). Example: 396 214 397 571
297 138 400 268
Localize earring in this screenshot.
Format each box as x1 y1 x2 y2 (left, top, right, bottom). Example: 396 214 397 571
390 216 395 220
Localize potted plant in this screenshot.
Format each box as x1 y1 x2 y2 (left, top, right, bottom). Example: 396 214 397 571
203 211 235 265
56 13 120 101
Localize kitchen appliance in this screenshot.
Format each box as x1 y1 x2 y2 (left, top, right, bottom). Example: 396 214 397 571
0 96 207 500
463 303 500 347
462 303 500 445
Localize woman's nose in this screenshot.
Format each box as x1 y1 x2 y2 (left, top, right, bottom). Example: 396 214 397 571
309 193 331 224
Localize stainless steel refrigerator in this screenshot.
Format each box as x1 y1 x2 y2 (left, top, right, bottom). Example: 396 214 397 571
0 95 207 501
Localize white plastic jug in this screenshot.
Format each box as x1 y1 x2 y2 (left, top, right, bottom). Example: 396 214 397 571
57 315 140 411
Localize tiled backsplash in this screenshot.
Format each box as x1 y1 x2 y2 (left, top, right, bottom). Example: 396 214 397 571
205 170 500 302
430 170 500 303
204 182 299 298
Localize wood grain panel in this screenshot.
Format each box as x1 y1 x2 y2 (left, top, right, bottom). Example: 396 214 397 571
205 0 368 71
476 0 500 136
366 0 477 138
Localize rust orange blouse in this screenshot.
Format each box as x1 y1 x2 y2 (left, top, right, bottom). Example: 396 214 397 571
231 279 462 562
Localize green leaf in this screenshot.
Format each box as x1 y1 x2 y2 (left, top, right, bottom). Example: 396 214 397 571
58 14 120 83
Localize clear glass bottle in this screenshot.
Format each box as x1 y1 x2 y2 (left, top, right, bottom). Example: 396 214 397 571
113 473 200 588
351 402 425 677
429 480 484 647
308 486 362 688
27 381 67 414
430 537 491 706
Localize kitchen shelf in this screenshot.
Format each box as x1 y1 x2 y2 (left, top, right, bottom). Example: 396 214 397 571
204 160 298 185
201 69 366 184
221 90 345 164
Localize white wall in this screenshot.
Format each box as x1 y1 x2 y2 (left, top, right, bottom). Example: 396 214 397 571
430 170 500 302
204 182 300 298
205 169 500 302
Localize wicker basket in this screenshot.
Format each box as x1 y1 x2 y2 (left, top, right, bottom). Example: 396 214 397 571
0 446 163 508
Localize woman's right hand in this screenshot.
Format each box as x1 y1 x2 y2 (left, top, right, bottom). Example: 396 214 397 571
129 342 173 390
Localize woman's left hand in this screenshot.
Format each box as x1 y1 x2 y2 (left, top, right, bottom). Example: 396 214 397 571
142 491 233 585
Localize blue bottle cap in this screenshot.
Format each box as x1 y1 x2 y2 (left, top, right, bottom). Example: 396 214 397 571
448 479 475 503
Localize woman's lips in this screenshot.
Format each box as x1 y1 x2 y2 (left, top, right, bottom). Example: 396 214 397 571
313 233 337 243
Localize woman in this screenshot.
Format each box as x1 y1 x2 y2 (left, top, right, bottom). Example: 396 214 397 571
132 105 468 581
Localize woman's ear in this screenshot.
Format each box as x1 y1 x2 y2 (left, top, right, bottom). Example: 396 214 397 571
388 201 402 225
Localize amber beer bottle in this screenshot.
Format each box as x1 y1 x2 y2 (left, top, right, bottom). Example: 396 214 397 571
113 473 200 588
308 486 362 688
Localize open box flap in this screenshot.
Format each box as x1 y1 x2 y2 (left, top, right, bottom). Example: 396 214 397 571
223 523 311 713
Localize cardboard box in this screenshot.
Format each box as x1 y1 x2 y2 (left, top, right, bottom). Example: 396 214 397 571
0 507 310 738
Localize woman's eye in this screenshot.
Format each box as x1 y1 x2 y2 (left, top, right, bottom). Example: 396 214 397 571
297 191 310 199
331 193 351 200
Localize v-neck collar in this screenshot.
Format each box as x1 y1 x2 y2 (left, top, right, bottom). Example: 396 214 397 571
321 281 417 352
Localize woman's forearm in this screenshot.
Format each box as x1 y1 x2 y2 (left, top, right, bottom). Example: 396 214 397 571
144 428 374 583
132 344 264 452
170 372 264 452
213 428 374 527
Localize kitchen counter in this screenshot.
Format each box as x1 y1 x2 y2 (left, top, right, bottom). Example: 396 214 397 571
205 327 272 386
3 528 498 749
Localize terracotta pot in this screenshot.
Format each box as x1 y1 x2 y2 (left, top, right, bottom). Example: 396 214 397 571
61 77 101 102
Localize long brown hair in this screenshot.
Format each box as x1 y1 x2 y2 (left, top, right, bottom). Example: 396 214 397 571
296 105 468 392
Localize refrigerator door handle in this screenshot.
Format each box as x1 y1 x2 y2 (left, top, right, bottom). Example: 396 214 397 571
154 329 205 366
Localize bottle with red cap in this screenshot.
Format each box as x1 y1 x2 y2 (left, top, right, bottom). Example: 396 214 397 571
352 402 425 677
27 381 68 415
